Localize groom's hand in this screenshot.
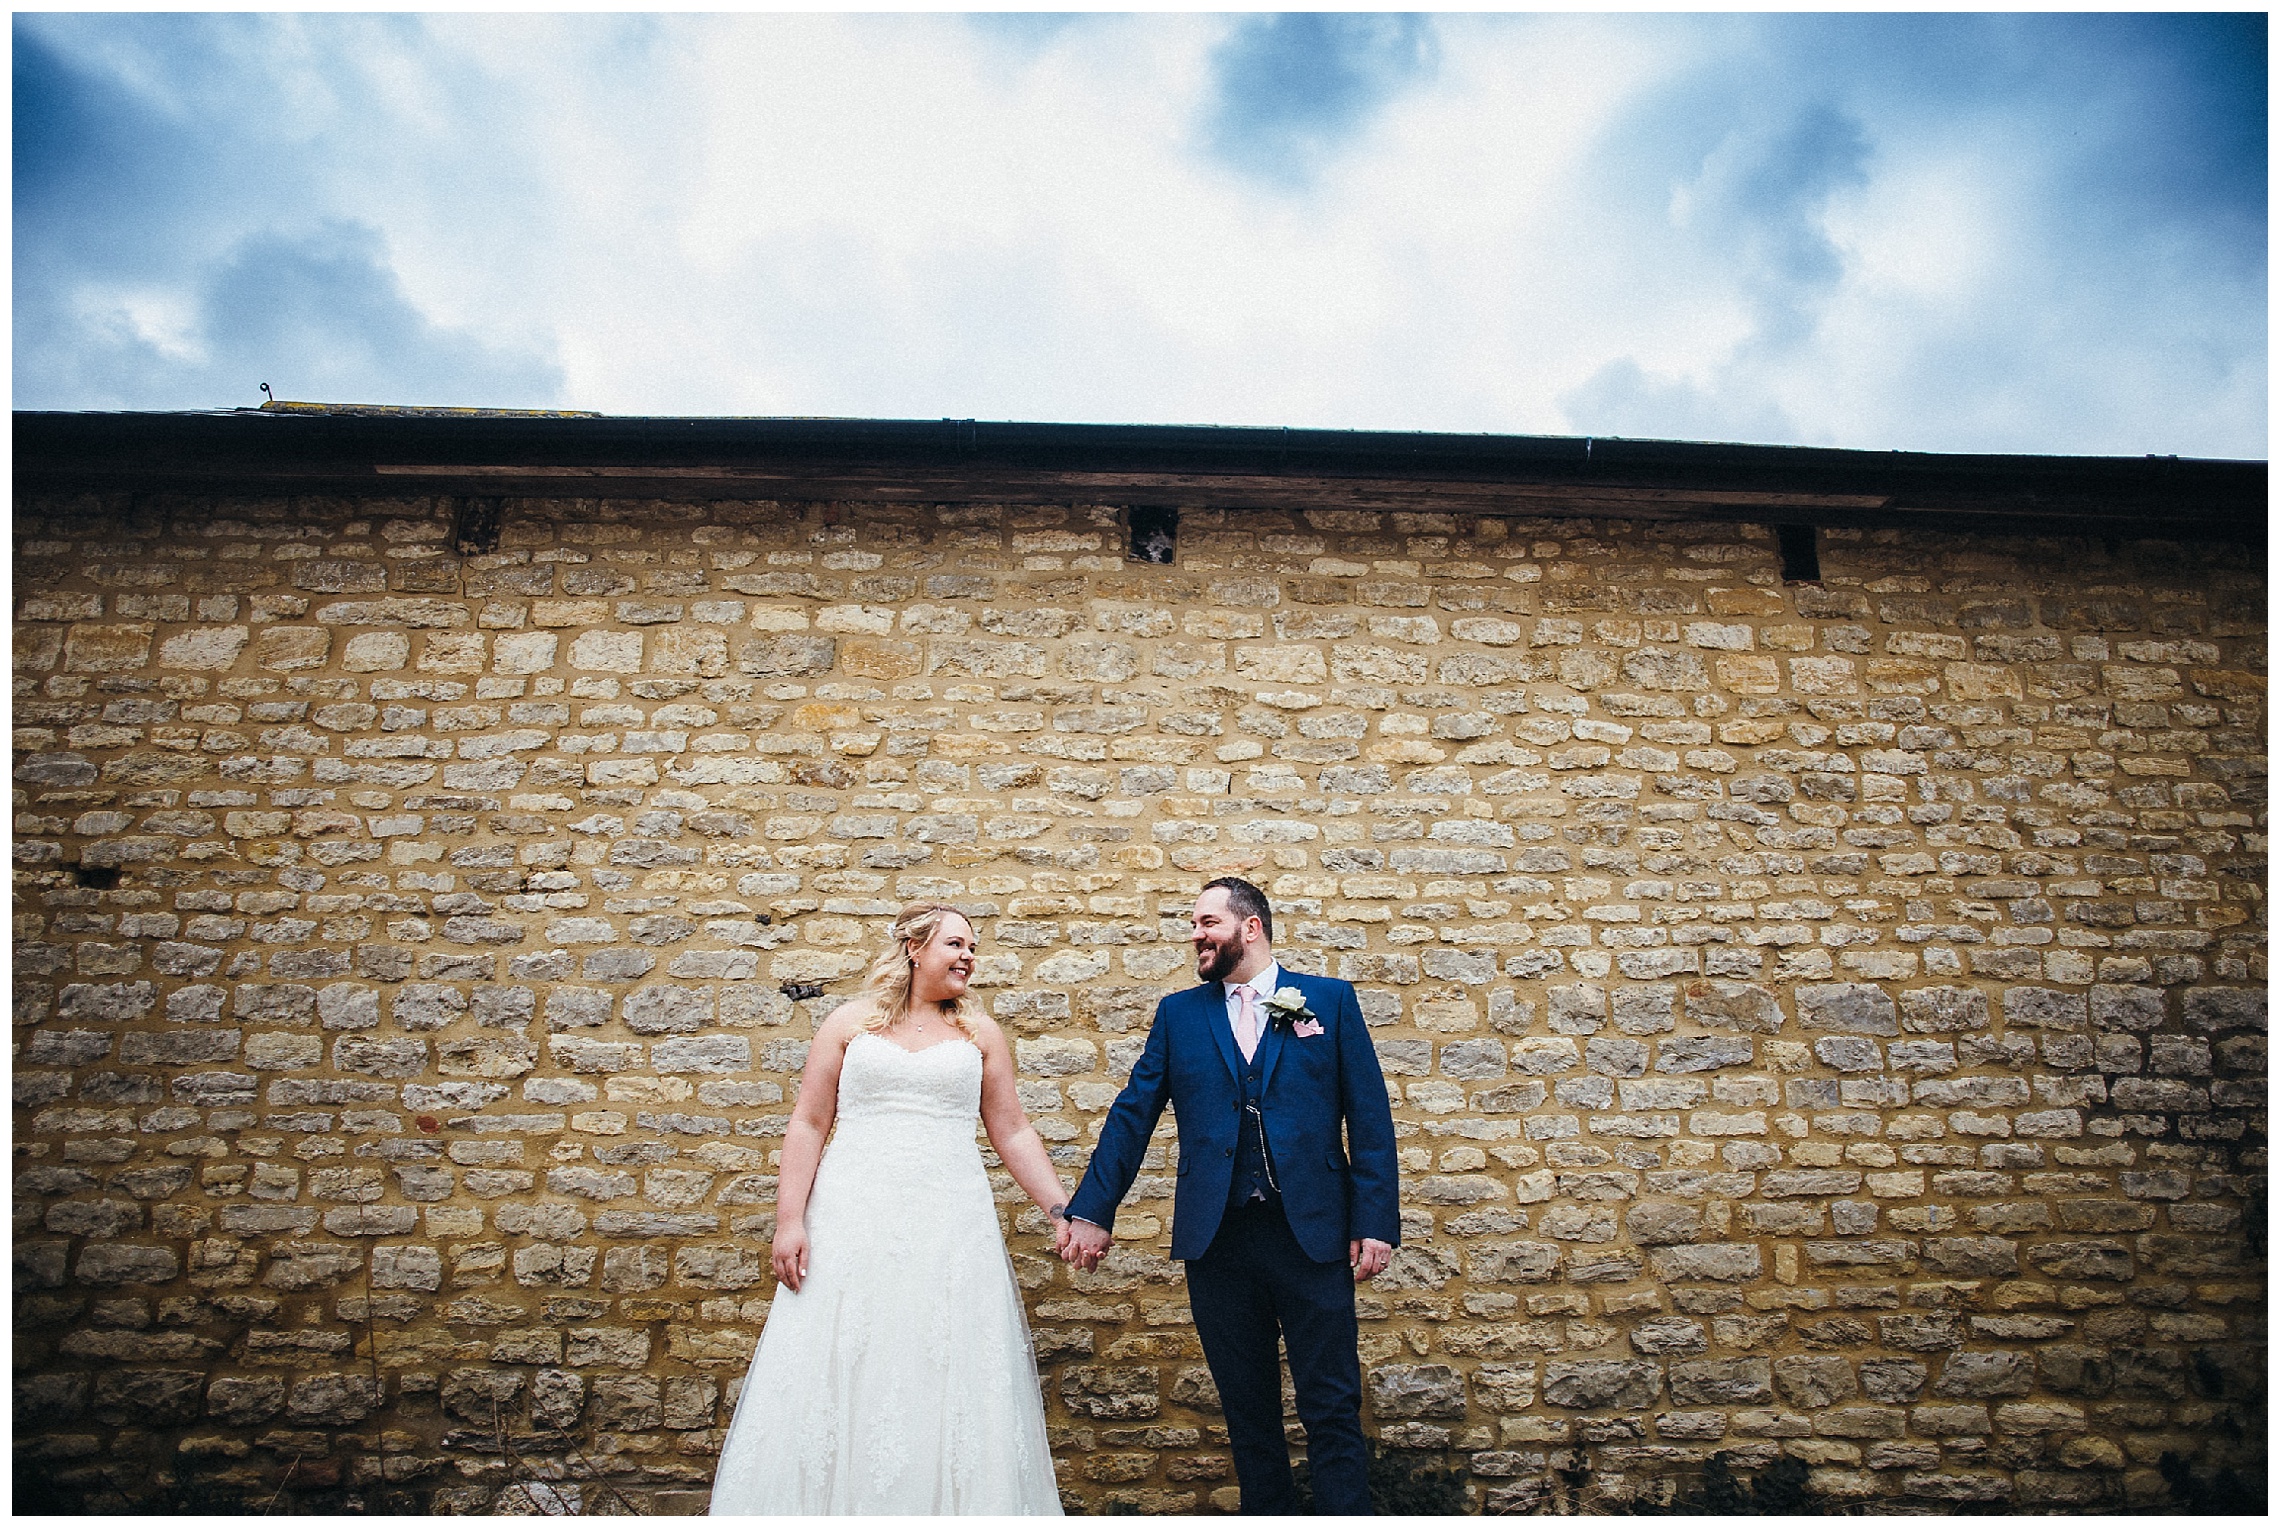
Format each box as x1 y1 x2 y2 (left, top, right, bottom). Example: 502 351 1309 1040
1350 1237 1392 1281
1063 1218 1112 1272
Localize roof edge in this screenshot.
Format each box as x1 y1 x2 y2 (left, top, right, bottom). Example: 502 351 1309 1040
13 410 2266 541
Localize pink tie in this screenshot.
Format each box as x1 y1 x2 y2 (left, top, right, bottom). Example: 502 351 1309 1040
1235 985 1260 1063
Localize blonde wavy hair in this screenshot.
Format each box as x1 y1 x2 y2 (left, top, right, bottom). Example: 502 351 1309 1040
853 902 980 1039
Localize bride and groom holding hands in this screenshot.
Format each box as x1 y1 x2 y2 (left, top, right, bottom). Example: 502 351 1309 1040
708 876 1401 1515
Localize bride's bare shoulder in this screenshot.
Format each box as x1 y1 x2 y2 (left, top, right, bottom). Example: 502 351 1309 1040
964 1010 1012 1056
815 998 880 1043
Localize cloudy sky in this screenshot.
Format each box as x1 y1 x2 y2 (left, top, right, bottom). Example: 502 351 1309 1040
14 12 2267 458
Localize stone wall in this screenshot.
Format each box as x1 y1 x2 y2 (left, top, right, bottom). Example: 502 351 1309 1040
11 490 2266 1514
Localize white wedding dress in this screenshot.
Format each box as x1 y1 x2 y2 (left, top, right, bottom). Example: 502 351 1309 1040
708 1031 1064 1515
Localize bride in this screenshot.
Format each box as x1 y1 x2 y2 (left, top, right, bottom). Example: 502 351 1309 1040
708 903 1069 1514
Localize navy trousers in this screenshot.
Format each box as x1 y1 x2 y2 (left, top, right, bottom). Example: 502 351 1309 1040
1185 1200 1371 1515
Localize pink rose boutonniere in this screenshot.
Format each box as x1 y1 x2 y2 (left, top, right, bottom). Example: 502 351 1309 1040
1265 986 1323 1037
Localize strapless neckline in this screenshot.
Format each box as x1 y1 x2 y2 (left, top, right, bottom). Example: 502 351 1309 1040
852 1030 976 1061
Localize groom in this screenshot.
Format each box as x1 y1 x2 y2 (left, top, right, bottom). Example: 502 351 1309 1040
1059 876 1400 1514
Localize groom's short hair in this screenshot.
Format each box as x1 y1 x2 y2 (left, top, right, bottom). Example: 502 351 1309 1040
1203 875 1272 944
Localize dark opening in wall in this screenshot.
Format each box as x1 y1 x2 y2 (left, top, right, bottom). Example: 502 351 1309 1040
454 496 504 557
66 863 120 890
1776 524 1821 583
1128 505 1178 564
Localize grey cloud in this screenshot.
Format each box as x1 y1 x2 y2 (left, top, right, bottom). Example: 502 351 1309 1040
17 221 562 410
1680 104 1870 348
15 12 563 410
1551 13 2262 451
1204 14 1437 188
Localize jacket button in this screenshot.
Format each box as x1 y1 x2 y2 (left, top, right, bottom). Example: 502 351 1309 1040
1224 1147 1233 1157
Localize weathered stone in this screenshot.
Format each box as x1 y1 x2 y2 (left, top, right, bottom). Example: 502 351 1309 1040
2027 1241 2134 1281
2003 987 2087 1031
1773 1355 1858 1407
332 1035 428 1077
205 1376 287 1426
90 1369 206 1425
158 625 250 670
1464 1241 1559 1284
652 1035 750 1073
440 1368 525 1425
1657 1036 1753 1072
285 1372 381 1425
371 1245 444 1291
1892 985 1985 1032
1669 1358 1773 1405
1647 1245 1761 1283
75 1243 179 1286
1061 1366 1162 1420
1687 989 1787 1035
1543 1360 1660 1409
1366 1363 1467 1419
1629 1317 1709 1356
1857 1359 1928 1404
1625 1202 1702 1246
531 1368 586 1431
622 984 710 1034
1922 1236 2018 1277
65 622 155 672
673 1244 770 1291
1798 984 1898 1036
1932 1351 2034 1399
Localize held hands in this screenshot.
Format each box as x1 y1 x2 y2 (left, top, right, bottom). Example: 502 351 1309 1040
772 1222 811 1293
1057 1216 1113 1273
1054 1222 1383 1277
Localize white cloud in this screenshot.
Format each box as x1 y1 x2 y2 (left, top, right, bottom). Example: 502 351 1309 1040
15 13 2265 457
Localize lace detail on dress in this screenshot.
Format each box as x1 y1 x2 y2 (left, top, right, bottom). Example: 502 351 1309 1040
707 1033 1062 1516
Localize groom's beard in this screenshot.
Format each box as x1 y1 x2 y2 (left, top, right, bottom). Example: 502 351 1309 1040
1194 935 1241 983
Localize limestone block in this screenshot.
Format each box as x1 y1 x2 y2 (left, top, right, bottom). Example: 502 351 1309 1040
285 1373 380 1425
65 623 155 672
75 1244 179 1286
1798 983 1898 1035
1366 1363 1467 1418
1932 1351 2034 1399
1669 1358 1773 1405
1543 1360 1660 1409
205 1376 287 1425
158 625 250 670
441 1368 525 1425
1773 1355 1859 1407
254 626 331 671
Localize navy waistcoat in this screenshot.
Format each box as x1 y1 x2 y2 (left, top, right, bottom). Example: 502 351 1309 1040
1226 1037 1278 1208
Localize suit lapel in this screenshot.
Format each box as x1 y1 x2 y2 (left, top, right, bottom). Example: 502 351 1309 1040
1255 970 1294 1095
1200 982 1243 1086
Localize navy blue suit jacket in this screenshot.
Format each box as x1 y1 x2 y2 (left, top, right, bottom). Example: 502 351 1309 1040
1068 969 1400 1264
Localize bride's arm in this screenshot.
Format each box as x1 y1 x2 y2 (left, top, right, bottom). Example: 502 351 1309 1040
973 1015 1072 1219
771 1002 865 1292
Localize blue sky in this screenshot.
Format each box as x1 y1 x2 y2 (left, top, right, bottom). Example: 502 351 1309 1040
13 12 2267 458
